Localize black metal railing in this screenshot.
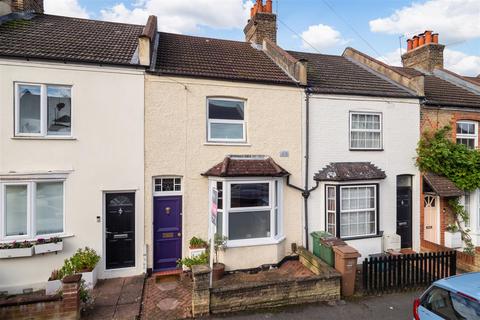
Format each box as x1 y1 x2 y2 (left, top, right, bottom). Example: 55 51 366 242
362 251 457 293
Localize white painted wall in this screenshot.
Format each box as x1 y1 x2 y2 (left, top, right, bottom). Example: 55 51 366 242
307 94 421 259
0 59 145 293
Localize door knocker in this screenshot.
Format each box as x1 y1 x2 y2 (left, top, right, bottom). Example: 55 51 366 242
165 207 171 215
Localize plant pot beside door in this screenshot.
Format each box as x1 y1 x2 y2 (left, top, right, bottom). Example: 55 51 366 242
46 270 62 295
212 235 228 281
212 263 225 281
444 224 463 249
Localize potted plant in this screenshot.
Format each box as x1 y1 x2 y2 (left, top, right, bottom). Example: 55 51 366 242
444 224 462 248
34 237 63 255
212 234 228 281
0 241 34 259
46 269 62 295
60 247 100 289
177 252 209 270
189 236 208 258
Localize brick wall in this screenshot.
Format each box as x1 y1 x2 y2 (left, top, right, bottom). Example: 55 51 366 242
0 274 82 320
244 12 277 45
210 276 340 314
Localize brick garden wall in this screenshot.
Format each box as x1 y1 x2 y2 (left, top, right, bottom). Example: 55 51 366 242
0 274 82 320
210 276 340 314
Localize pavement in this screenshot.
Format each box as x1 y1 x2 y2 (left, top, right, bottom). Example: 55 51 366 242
82 275 145 320
212 290 424 320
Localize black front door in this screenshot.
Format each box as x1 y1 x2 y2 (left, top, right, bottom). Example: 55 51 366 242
396 175 412 248
105 192 135 269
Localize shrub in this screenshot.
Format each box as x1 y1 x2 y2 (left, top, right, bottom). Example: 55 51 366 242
189 236 207 249
177 252 208 269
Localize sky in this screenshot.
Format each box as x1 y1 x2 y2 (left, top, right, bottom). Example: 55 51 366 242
43 0 480 76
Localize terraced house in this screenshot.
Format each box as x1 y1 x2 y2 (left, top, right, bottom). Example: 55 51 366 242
345 30 480 269
0 0 147 293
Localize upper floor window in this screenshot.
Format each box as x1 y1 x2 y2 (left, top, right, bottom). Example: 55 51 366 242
350 112 382 150
207 98 245 143
456 121 477 149
1 181 64 241
15 83 72 137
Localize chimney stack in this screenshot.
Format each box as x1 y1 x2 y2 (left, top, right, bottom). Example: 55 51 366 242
1 0 44 15
244 0 277 45
138 15 158 67
402 30 445 72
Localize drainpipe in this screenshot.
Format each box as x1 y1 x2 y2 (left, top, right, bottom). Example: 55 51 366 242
287 88 319 250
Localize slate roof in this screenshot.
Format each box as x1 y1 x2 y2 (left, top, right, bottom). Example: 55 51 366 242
423 172 463 197
392 66 480 108
152 32 296 85
0 14 143 65
288 51 415 98
314 162 386 182
202 156 289 177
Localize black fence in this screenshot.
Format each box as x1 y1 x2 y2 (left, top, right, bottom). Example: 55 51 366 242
362 251 457 293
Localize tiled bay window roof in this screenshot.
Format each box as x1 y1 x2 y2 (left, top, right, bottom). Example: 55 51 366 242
423 172 463 197
314 162 386 182
202 156 289 177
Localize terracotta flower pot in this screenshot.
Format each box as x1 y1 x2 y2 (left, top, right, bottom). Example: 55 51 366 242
212 263 225 281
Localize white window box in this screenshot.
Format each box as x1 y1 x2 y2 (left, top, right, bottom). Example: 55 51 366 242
0 246 34 259
189 247 207 258
34 241 63 255
444 231 462 249
45 279 62 295
80 264 99 289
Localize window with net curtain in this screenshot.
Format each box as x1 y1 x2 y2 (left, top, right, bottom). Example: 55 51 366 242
350 112 382 150
340 185 377 238
207 98 245 142
3 181 64 239
456 121 477 149
17 84 71 136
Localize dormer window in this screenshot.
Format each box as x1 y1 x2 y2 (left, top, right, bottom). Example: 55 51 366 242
15 83 72 137
207 98 246 143
456 121 477 149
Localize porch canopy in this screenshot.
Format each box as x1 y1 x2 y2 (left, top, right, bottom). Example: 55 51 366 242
202 155 289 177
314 162 386 181
423 172 463 197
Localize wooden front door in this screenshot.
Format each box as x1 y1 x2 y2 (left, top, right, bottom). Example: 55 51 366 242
424 195 439 244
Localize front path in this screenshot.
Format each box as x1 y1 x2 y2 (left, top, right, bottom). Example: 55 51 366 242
82 275 145 320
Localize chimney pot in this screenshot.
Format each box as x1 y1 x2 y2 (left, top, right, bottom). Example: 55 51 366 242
266 0 273 13
407 39 413 51
424 30 432 44
412 36 419 49
418 34 425 46
432 33 439 44
245 0 277 44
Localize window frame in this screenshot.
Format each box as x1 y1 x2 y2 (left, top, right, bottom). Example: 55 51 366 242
153 176 182 196
325 183 380 240
325 185 337 236
0 180 66 242
210 177 284 247
206 97 247 143
349 111 383 151
14 82 73 138
456 120 478 149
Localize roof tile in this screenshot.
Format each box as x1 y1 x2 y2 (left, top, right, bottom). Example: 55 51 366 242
314 162 386 181
203 156 289 177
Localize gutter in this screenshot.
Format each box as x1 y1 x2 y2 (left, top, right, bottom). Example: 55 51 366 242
286 88 319 250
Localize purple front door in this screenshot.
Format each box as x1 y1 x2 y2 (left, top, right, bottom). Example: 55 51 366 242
154 196 182 271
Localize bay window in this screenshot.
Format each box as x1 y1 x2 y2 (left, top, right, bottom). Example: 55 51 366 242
456 121 477 149
15 83 72 137
1 181 64 240
207 98 246 142
212 179 283 246
325 184 378 239
350 112 382 150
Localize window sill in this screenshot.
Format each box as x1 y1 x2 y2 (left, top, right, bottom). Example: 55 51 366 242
0 233 74 244
12 136 77 141
204 142 251 147
341 233 383 241
349 148 384 152
226 236 285 248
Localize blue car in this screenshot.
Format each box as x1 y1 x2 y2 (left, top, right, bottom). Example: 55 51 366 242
414 272 480 319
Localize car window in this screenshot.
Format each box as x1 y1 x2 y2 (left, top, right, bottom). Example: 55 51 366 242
422 286 480 320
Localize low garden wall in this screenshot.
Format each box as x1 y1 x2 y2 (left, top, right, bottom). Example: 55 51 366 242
422 240 480 272
0 274 82 320
192 253 341 316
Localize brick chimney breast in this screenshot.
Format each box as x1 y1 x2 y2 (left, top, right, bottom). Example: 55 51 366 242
6 0 44 14
402 30 444 73
244 0 277 45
